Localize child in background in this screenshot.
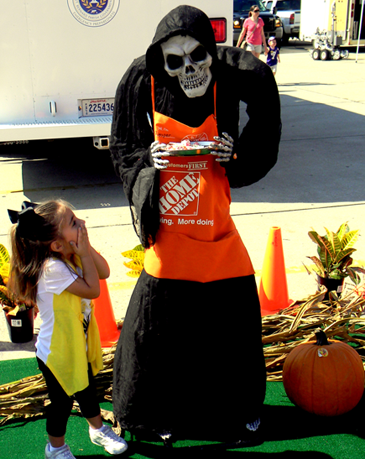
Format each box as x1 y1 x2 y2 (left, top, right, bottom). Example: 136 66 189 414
8 200 128 459
267 37 280 75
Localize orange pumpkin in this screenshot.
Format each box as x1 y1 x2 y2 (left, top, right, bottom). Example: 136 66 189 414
283 329 364 416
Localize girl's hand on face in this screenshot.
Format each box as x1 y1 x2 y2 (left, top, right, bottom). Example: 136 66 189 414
70 224 91 258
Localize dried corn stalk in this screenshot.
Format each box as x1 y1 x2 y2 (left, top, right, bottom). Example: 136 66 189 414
1 285 365 425
0 345 119 427
263 285 365 380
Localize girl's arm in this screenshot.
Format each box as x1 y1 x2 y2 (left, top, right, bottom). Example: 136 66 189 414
261 28 268 55
90 247 110 279
237 25 247 48
66 226 101 299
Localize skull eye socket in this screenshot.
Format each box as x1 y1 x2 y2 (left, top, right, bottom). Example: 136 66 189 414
166 54 183 70
190 45 207 62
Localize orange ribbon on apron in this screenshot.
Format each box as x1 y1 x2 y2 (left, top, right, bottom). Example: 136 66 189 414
144 77 254 282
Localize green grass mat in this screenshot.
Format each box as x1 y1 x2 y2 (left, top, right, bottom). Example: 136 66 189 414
1 358 364 458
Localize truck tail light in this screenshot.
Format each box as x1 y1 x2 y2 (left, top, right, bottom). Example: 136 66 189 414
290 13 294 24
210 18 227 43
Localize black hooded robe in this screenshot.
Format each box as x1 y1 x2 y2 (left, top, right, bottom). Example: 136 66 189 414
111 5 281 439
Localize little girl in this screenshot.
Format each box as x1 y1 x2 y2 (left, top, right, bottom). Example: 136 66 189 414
266 36 280 76
8 200 128 459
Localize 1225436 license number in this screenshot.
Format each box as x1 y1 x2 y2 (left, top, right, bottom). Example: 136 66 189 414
79 98 114 117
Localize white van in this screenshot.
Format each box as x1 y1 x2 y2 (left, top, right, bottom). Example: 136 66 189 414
300 0 365 47
0 1 232 149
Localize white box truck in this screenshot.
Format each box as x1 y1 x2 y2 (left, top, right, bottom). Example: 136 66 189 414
0 0 232 149
300 0 365 48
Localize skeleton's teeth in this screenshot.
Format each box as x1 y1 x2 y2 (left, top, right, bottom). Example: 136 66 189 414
180 72 208 89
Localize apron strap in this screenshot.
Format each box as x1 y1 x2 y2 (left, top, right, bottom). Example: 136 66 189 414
151 76 156 117
213 81 217 119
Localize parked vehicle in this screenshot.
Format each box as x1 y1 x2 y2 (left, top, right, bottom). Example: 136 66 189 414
233 0 283 46
300 0 365 48
311 29 349 61
0 1 232 149
263 0 301 45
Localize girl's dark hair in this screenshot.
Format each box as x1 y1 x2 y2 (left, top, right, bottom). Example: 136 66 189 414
9 200 70 305
249 5 260 16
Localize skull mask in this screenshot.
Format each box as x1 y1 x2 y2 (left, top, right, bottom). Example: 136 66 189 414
161 35 212 98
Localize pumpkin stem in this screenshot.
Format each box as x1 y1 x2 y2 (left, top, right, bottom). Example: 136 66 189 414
315 329 331 346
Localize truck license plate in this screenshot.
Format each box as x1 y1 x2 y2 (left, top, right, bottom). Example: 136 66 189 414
79 98 114 117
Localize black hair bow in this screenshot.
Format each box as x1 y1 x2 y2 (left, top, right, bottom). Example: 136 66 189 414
8 201 51 241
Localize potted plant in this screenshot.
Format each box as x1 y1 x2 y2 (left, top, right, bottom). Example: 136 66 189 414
306 223 364 299
0 244 36 343
122 244 145 278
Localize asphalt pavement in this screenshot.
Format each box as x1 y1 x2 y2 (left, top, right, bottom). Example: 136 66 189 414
1 41 364 361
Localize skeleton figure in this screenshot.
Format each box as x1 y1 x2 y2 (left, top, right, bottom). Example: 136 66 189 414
161 35 212 98
152 34 233 169
111 5 281 443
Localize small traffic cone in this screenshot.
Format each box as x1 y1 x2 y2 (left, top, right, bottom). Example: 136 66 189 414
259 226 292 316
93 279 121 348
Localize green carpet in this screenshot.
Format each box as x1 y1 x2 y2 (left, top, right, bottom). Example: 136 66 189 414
1 358 364 458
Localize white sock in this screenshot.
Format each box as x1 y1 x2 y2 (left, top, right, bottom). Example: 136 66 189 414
91 424 105 433
49 444 65 452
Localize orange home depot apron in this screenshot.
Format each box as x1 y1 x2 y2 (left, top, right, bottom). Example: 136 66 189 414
144 77 254 282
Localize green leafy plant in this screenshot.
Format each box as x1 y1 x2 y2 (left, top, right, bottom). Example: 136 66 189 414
0 243 10 280
307 223 364 283
122 244 145 278
0 243 33 315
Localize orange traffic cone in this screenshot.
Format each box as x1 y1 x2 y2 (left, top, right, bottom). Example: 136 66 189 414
93 279 121 348
259 226 292 316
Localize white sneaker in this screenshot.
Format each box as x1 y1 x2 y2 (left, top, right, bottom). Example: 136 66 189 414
45 443 76 459
89 425 128 455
